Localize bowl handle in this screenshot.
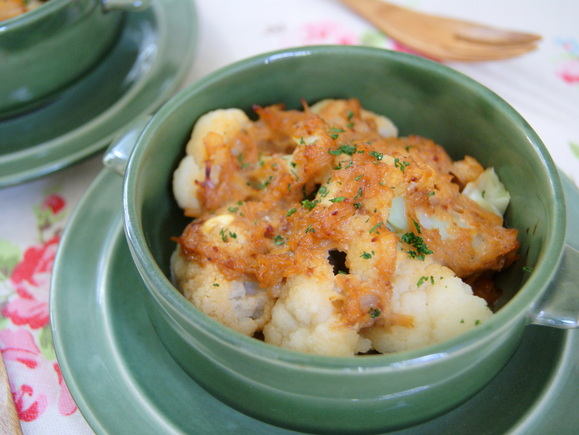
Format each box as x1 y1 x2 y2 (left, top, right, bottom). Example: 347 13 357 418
102 0 151 12
529 244 579 328
103 115 152 176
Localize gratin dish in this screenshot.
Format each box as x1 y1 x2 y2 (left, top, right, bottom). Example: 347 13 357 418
104 46 579 433
50 168 579 434
0 0 197 187
0 0 149 118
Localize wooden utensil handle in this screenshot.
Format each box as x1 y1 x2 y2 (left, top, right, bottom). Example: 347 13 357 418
0 356 22 435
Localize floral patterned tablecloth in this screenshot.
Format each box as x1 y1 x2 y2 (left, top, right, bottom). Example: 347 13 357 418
0 0 577 433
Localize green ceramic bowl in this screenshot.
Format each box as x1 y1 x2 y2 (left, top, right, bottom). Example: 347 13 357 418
106 46 579 433
0 0 149 119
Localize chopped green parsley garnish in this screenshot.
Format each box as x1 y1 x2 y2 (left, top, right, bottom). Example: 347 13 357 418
401 232 433 260
347 112 355 129
360 251 374 259
220 228 237 243
328 127 346 140
330 196 346 203
413 219 422 234
417 276 435 287
236 153 250 169
273 235 286 246
286 208 297 217
394 158 410 172
256 175 273 189
301 199 320 210
334 159 355 170
329 143 357 156
369 308 381 318
369 150 383 161
369 222 384 234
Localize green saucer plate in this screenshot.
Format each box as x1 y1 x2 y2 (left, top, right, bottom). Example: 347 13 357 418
0 0 197 188
51 169 579 434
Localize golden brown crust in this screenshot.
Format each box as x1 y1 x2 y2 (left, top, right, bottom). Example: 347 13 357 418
175 98 519 328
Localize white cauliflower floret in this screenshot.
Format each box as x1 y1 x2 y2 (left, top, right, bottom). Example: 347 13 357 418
415 208 451 240
173 109 251 214
386 196 408 233
171 100 512 356
363 108 398 138
171 248 272 336
463 167 511 217
363 253 493 353
172 155 205 213
263 273 372 356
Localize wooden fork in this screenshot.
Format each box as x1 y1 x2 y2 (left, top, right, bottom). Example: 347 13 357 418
339 0 541 61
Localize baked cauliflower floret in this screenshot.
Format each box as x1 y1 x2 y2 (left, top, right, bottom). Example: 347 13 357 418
362 253 492 353
463 167 511 217
311 98 398 138
171 247 273 336
263 272 372 356
173 108 251 215
171 98 518 356
200 213 249 246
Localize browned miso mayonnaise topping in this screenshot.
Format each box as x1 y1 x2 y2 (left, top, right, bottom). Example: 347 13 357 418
176 99 519 327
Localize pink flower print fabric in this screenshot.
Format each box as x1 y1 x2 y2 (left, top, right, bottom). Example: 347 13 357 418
2 236 58 329
556 38 579 85
0 329 76 421
0 191 78 425
1 329 49 421
280 19 437 61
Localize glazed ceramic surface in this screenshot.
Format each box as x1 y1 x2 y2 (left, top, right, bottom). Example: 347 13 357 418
0 0 197 187
115 46 576 433
0 0 126 117
51 169 579 434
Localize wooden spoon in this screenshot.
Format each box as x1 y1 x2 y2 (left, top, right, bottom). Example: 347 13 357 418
339 0 541 61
